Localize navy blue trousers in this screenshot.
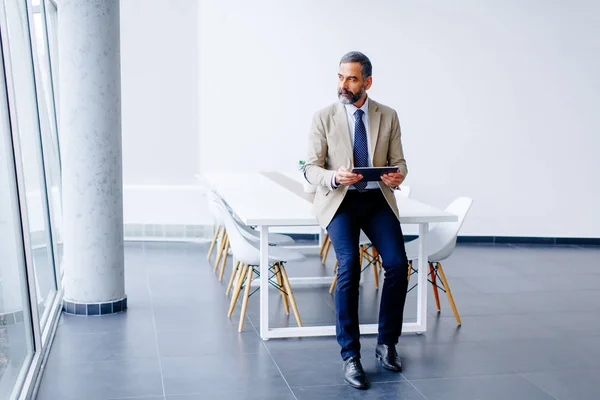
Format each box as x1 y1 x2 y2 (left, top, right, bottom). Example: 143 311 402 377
327 189 409 360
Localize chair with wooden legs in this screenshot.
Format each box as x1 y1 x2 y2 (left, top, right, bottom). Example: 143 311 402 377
212 200 306 332
207 196 230 274
404 197 474 326
207 191 295 282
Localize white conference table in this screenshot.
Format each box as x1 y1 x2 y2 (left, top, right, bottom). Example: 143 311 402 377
202 171 457 340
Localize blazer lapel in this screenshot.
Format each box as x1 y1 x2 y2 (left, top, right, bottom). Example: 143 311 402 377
368 100 381 162
333 103 353 164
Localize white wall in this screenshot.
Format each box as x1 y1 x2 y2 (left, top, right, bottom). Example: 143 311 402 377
120 0 206 226
198 0 600 237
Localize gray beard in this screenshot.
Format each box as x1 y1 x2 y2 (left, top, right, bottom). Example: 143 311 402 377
338 87 365 105
338 95 354 105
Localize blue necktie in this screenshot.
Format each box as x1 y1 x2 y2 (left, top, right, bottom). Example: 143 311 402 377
353 109 368 191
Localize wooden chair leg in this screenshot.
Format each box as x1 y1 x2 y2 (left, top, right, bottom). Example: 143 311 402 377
319 233 330 256
372 246 379 288
215 237 229 272
359 244 370 269
207 225 221 260
329 260 339 293
274 262 289 314
430 262 441 311
279 265 302 327
214 231 227 270
321 239 332 264
436 262 461 326
218 251 229 281
228 263 248 317
407 261 412 283
238 266 254 332
226 260 240 295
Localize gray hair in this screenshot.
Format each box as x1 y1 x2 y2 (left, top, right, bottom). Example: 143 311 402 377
339 51 372 79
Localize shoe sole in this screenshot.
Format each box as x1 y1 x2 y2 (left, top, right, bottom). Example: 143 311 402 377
375 353 402 372
344 378 369 390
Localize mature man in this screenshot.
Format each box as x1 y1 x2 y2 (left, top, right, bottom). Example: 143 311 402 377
304 51 410 390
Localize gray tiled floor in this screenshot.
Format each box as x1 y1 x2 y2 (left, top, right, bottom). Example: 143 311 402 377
36 241 600 399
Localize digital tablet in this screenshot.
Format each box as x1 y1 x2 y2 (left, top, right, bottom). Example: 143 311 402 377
351 166 399 182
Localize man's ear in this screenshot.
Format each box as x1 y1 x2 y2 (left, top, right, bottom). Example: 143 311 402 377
364 76 373 90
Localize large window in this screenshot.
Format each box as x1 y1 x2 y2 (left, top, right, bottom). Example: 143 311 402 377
0 0 62 398
0 83 35 400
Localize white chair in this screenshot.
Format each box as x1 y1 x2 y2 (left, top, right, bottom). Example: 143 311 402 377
213 200 305 332
206 191 294 280
404 197 473 326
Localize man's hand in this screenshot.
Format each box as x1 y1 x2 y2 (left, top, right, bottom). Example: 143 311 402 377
335 167 363 186
381 172 404 188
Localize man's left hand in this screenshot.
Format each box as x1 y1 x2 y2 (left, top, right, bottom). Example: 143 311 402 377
381 172 404 188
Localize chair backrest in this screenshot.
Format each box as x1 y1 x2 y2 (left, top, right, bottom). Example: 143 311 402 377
427 197 473 262
207 191 225 225
210 199 260 265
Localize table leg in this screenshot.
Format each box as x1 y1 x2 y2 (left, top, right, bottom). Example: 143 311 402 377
416 223 429 333
259 225 270 340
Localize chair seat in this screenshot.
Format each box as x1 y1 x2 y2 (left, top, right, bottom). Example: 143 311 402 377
235 242 306 266
403 227 460 262
266 233 295 246
239 226 295 246
266 245 306 263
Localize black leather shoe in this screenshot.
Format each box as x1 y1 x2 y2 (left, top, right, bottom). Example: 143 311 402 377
375 344 403 372
343 356 369 390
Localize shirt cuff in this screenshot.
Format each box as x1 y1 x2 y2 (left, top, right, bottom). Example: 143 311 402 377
331 172 340 189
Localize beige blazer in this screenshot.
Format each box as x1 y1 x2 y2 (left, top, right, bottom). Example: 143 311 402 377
304 99 408 228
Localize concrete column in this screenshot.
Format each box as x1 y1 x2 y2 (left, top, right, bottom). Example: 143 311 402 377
59 0 126 315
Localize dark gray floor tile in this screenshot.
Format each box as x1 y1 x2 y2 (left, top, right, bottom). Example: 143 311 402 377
500 290 600 314
161 353 288 396
110 397 165 400
265 334 382 355
156 325 265 357
152 303 253 333
147 271 223 304
55 307 156 335
46 329 159 363
36 358 163 400
463 273 600 295
458 276 549 294
264 335 342 353
270 347 406 388
425 293 520 317
243 281 337 323
396 317 466 346
445 314 561 342
396 342 514 380
476 337 595 374
166 388 295 399
572 335 600 368
39 241 600 399
530 310 600 337
437 259 520 279
523 368 600 400
293 381 426 399
406 274 483 296
410 374 556 400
